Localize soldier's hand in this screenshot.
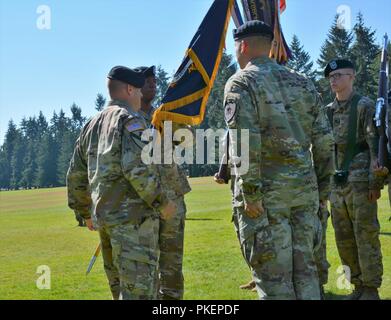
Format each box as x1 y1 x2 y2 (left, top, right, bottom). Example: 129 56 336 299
373 160 389 177
160 201 177 220
244 201 264 219
319 200 328 209
85 218 96 231
368 189 381 203
214 173 225 185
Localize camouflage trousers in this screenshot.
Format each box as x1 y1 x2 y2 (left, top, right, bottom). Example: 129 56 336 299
233 201 321 300
99 216 160 300
330 182 383 288
314 206 330 286
158 197 186 300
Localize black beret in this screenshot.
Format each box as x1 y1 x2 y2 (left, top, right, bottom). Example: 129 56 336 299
135 66 156 78
107 66 145 88
233 20 274 41
324 59 355 78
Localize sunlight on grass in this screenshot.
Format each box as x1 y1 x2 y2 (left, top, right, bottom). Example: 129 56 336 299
0 179 390 300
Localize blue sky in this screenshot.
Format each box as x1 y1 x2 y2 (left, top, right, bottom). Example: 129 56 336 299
1 0 390 144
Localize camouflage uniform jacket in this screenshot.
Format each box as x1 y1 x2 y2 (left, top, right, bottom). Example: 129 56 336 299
66 100 165 228
324 92 382 189
224 56 335 209
139 105 191 200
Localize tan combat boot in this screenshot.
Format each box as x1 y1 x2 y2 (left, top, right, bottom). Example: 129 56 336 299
358 287 380 300
239 280 256 291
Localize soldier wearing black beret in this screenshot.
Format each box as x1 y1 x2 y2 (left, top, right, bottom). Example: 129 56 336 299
135 63 192 300
136 66 157 123
233 20 274 41
324 59 355 78
220 19 335 301
67 65 176 300
323 58 383 300
231 20 274 69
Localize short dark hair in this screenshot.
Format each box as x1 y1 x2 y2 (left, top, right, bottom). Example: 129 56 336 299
107 79 128 98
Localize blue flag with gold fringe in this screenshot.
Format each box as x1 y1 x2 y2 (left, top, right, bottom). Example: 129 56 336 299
152 0 234 130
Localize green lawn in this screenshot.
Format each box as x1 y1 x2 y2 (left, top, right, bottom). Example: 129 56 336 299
0 177 390 300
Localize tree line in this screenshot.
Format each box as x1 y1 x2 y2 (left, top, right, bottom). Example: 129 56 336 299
0 13 389 190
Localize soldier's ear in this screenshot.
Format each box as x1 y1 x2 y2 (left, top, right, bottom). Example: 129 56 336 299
127 84 134 96
240 40 248 54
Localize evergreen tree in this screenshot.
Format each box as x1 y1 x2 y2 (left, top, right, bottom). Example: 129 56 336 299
10 129 25 189
56 104 86 185
20 142 38 188
95 94 106 111
36 111 48 140
287 35 316 81
20 117 39 188
350 13 379 100
204 51 237 130
0 151 8 189
57 130 75 185
317 14 354 101
70 103 86 135
186 51 237 178
35 132 58 187
1 120 19 188
154 65 170 107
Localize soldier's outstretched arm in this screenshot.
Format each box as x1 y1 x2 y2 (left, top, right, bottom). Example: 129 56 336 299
311 95 335 201
66 137 92 220
121 118 166 209
225 80 263 205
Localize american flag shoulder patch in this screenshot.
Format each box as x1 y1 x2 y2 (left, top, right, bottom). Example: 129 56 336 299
125 120 144 133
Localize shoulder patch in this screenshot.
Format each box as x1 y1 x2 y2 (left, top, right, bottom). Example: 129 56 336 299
125 119 145 133
224 101 237 123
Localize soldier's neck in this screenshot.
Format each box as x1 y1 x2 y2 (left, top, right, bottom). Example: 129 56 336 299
141 100 153 113
336 87 354 102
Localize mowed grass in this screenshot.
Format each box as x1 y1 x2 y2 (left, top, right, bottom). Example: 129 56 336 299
0 177 390 300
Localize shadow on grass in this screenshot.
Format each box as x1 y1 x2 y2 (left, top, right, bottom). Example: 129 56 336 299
324 291 347 300
380 232 391 236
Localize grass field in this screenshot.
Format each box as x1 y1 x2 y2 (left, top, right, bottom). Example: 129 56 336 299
0 177 390 300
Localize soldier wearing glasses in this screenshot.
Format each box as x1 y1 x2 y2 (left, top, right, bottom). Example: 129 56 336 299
324 59 383 300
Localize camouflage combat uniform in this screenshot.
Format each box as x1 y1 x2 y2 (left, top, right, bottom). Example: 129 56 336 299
225 57 334 300
139 106 191 300
314 205 331 289
324 93 383 290
67 100 166 300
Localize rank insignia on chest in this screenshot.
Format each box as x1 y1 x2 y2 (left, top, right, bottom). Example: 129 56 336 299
225 101 237 123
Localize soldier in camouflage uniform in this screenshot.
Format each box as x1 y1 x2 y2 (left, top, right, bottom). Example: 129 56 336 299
225 21 334 300
137 66 191 300
324 59 383 300
66 66 176 300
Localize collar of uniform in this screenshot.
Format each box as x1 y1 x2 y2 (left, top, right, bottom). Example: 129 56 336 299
248 56 275 68
141 105 155 116
108 99 134 112
333 91 356 111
